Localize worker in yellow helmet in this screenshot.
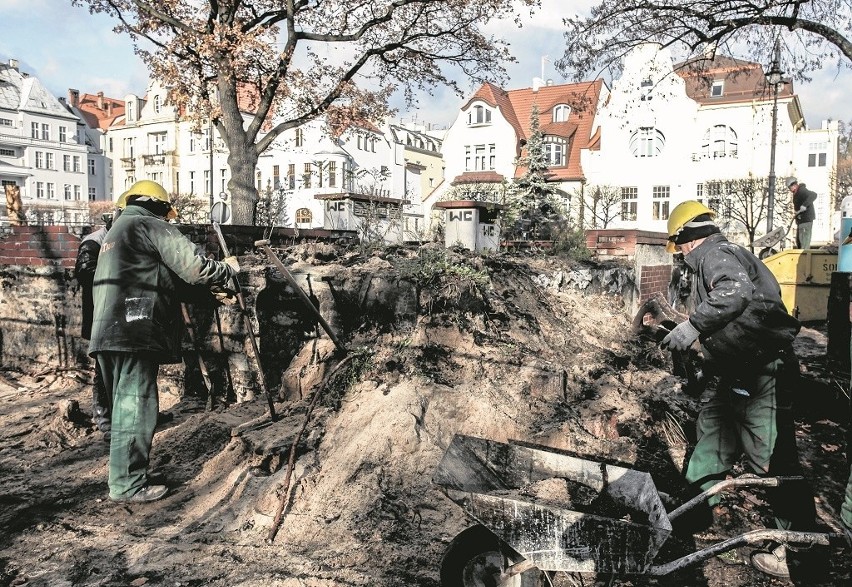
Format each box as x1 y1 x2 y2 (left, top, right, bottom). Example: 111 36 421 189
89 180 238 503
663 200 817 578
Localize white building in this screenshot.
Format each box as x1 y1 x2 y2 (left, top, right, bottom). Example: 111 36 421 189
428 78 608 227
584 44 839 246
0 59 93 226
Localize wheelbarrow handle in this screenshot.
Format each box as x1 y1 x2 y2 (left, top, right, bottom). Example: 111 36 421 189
667 476 804 522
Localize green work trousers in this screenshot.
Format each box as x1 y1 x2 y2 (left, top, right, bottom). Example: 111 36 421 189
796 221 813 250
686 357 815 530
96 352 160 500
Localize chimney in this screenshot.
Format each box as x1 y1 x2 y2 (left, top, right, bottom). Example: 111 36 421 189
106 102 113 117
532 77 544 92
97 91 104 110
68 89 80 107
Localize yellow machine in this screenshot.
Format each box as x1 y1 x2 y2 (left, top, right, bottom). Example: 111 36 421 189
762 249 837 321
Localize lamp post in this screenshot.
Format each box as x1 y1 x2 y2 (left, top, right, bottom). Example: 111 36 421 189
765 40 783 231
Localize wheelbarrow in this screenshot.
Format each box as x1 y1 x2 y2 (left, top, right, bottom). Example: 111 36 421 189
433 434 846 586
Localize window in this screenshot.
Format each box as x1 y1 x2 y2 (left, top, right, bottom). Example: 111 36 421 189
467 105 492 125
256 170 262 191
59 126 67 142
149 132 168 154
0 117 13 127
287 164 295 189
189 134 196 153
204 170 211 195
45 153 54 169
124 137 135 158
296 208 312 224
221 169 227 193
189 171 195 194
203 128 211 151
710 81 724 97
328 161 337 187
73 156 81 172
74 185 81 200
701 125 738 158
31 122 39 138
88 187 96 201
652 186 670 220
629 127 665 157
808 153 827 167
808 141 828 167
552 104 570 122
35 151 44 168
543 137 567 166
41 123 50 140
295 128 303 147
640 78 653 101
303 163 312 188
126 101 134 122
63 155 71 171
36 182 44 198
273 165 280 189
108 137 113 152
47 183 55 199
621 187 638 221
0 148 14 157
64 185 72 200
705 181 727 216
153 95 161 113
88 159 95 175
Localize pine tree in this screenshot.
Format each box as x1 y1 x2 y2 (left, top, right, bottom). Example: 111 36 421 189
506 103 561 240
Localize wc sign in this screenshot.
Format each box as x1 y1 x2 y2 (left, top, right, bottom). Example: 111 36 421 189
448 210 475 223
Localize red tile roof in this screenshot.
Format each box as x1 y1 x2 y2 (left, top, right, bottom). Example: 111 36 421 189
675 54 795 105
76 92 124 131
462 79 604 182
451 170 506 185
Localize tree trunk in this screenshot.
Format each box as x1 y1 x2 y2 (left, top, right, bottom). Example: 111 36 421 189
226 146 260 225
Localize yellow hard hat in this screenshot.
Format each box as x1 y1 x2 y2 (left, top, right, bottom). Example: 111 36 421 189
116 180 177 219
666 200 716 253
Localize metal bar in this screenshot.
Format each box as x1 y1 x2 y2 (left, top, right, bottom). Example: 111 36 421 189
254 239 347 353
212 223 277 421
648 529 844 576
667 476 803 521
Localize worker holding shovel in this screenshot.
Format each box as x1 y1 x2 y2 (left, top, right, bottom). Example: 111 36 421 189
89 180 239 504
662 200 818 579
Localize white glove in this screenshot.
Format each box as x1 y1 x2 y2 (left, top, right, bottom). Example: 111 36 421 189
797 206 807 214
661 321 700 352
223 256 240 274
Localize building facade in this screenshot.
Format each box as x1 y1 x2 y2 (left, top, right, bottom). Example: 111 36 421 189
0 59 93 226
583 44 839 246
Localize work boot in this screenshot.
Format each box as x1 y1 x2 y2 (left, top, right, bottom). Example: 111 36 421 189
111 485 168 503
750 544 789 578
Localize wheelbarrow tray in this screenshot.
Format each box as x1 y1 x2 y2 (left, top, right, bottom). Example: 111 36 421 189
433 434 672 574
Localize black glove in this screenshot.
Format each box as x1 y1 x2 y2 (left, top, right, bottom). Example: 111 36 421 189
74 240 101 281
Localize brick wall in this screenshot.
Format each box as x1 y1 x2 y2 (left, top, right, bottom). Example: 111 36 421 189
0 225 81 268
639 264 673 301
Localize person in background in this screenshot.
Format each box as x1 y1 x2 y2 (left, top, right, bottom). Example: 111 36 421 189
75 212 115 441
662 200 817 579
787 177 817 250
89 180 239 504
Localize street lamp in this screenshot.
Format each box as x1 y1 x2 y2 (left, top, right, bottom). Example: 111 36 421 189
765 39 783 231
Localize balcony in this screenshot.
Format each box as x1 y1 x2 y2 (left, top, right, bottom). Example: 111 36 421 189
142 153 166 166
120 157 135 169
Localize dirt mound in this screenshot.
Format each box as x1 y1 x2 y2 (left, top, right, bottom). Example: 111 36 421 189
0 249 849 586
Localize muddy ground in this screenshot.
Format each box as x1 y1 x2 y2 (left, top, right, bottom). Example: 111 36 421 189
0 250 850 587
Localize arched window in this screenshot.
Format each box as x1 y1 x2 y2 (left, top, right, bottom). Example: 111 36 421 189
701 125 738 158
552 104 570 122
629 127 665 158
296 208 312 225
543 136 567 166
153 95 161 114
467 105 492 126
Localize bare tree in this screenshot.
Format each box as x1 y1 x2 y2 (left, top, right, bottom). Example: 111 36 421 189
581 184 622 229
73 0 535 224
558 1 852 84
834 120 852 210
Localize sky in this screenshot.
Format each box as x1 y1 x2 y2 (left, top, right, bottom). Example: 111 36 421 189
0 0 848 132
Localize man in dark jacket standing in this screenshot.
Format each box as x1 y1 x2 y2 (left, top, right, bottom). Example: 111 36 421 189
663 201 817 579
75 214 114 440
787 177 817 249
89 180 238 503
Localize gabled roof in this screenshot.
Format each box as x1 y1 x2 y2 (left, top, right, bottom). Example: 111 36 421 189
75 92 125 131
0 61 77 120
675 54 795 105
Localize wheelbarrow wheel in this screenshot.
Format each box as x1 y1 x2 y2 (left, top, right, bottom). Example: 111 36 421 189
440 524 544 587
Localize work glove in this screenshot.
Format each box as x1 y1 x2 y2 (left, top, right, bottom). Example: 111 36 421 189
211 285 238 306
660 320 700 352
797 206 807 214
223 255 240 274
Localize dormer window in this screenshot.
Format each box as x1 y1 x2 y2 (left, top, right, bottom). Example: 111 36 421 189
640 78 653 101
629 127 665 157
126 101 134 122
153 95 161 113
552 104 570 122
467 105 492 126
543 136 567 166
711 80 724 97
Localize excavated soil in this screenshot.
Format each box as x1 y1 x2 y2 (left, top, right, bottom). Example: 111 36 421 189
0 248 850 587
